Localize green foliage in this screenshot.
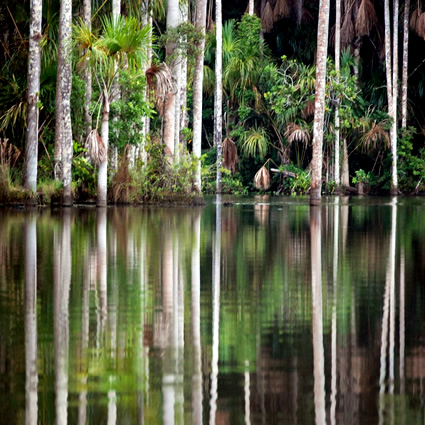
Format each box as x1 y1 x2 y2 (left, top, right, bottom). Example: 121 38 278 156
279 164 311 195
352 169 371 184
110 73 152 151
37 178 62 204
201 149 247 194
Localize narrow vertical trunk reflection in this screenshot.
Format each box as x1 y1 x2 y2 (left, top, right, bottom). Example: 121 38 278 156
379 197 397 425
191 210 203 425
310 206 326 425
331 198 339 425
244 360 251 425
25 215 38 425
209 195 222 425
54 210 72 425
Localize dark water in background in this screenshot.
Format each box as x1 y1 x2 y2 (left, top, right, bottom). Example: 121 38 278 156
1 195 425 425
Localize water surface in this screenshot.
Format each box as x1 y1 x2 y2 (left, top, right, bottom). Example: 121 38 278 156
1 196 425 425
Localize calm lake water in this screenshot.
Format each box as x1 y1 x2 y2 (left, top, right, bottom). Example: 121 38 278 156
1 196 425 425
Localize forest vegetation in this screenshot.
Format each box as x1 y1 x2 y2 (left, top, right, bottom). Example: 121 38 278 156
1 0 425 205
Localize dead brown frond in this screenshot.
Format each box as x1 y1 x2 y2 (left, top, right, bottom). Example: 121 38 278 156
110 154 131 203
301 100 315 119
355 0 377 37
274 0 291 21
262 1 274 33
222 137 238 173
87 129 107 166
361 121 390 151
301 6 314 24
410 8 421 30
341 11 355 47
0 138 21 168
285 123 311 144
254 166 271 190
145 63 175 113
416 12 425 37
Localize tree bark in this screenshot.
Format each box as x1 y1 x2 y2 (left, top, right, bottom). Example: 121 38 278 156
192 0 208 191
334 0 341 190
82 0 92 144
55 0 73 205
341 138 350 187
215 0 223 193
248 0 254 15
391 0 399 194
24 0 42 193
401 0 410 128
310 0 330 205
163 0 180 163
97 91 110 207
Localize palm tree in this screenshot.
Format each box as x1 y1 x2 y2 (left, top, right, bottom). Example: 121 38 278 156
192 0 208 192
55 0 73 205
74 16 151 206
81 0 92 144
334 0 342 191
310 0 330 204
24 0 42 193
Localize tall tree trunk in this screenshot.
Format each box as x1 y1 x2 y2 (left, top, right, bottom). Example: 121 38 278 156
192 0 208 191
334 0 341 191
385 0 397 194
179 4 189 150
391 0 399 194
248 0 254 15
401 0 410 128
310 0 330 204
341 138 350 187
82 0 92 145
55 0 73 205
98 91 110 207
24 0 42 193
163 0 180 163
215 0 223 193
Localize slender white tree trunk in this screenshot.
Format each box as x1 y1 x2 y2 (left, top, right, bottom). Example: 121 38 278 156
82 0 92 144
248 0 254 15
401 0 410 128
341 138 350 187
192 0 208 191
98 91 110 207
24 0 42 193
55 0 73 205
334 0 341 190
25 216 38 425
215 0 223 193
310 0 330 204
391 0 399 194
163 0 180 163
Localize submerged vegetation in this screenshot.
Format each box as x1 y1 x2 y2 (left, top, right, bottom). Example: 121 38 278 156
2 0 425 204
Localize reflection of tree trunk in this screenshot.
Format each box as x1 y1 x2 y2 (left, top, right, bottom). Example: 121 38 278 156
97 208 108 331
192 210 203 425
389 197 397 394
25 216 38 425
54 211 72 425
244 361 251 425
399 249 406 423
310 206 326 425
331 199 339 425
209 195 222 425
78 252 91 425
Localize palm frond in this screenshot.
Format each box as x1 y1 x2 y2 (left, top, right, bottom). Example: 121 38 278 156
254 166 271 190
87 129 107 165
261 1 274 33
222 137 239 173
285 122 311 145
355 0 377 37
240 127 270 159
